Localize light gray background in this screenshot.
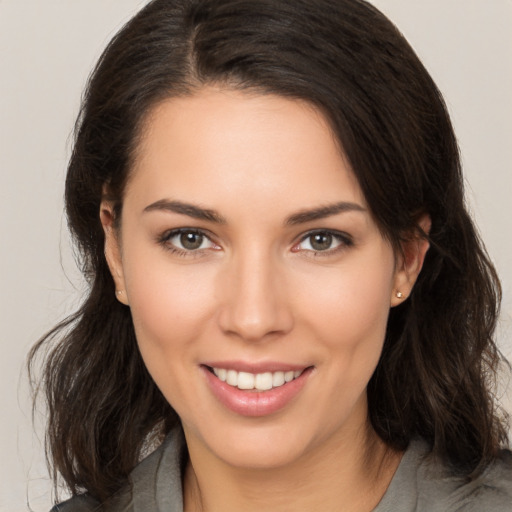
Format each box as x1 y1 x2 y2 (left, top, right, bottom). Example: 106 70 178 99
1 1 511 510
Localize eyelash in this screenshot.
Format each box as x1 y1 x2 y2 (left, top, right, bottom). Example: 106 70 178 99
293 229 354 256
157 228 353 257
157 228 219 257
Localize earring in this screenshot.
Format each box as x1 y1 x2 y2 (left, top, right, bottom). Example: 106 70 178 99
116 290 124 296
396 291 403 299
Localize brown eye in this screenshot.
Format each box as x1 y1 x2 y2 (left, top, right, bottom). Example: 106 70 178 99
294 230 352 254
161 229 217 253
309 233 333 251
180 232 204 250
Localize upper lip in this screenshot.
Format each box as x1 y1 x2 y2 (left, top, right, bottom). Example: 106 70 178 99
202 360 311 373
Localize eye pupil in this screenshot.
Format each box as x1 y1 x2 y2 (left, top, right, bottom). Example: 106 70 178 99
180 232 203 250
310 233 332 251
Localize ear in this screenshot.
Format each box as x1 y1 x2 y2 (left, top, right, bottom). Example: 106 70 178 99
390 214 431 307
100 200 129 306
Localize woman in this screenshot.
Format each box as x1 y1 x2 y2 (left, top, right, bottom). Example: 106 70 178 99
30 0 511 510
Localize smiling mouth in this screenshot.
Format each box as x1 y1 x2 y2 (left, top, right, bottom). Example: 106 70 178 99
206 366 307 392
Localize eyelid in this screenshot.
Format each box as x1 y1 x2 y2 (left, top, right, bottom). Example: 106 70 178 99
157 227 220 254
292 229 353 253
156 227 352 257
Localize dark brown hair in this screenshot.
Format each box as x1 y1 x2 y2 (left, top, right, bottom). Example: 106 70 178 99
29 0 509 502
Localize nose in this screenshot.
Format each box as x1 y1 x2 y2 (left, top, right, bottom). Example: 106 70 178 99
217 248 294 342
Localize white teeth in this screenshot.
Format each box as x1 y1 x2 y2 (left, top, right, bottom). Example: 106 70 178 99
226 369 238 386
272 371 285 387
213 368 227 381
212 367 305 391
255 372 273 391
284 371 294 383
237 371 255 390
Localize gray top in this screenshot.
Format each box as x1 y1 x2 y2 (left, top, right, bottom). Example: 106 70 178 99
52 429 512 511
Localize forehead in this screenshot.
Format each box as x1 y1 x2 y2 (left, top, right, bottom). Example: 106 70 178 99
125 87 365 213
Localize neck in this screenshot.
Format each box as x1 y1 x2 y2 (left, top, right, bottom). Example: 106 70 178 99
183 421 402 512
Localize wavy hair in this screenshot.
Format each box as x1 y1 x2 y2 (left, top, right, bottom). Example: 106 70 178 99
29 0 508 502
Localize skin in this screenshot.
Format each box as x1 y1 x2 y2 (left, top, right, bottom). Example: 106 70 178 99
101 87 430 512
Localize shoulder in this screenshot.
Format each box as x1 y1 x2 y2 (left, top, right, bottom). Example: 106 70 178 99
50 494 100 512
417 445 512 511
49 426 186 512
446 449 512 511
376 440 512 512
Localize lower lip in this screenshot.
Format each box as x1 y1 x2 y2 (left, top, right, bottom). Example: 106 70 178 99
202 366 312 417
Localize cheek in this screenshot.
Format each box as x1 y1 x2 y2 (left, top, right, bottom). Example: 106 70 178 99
299 247 395 385
293 253 395 430
121 252 221 418
122 248 217 360
301 255 394 344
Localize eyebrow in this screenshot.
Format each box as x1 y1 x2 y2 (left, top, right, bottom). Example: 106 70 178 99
285 202 366 225
143 199 227 224
143 199 366 225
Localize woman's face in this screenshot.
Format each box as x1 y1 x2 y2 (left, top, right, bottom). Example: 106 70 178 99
103 88 423 469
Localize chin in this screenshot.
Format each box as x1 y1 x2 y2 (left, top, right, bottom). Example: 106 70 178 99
212 430 311 470
183 412 340 472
